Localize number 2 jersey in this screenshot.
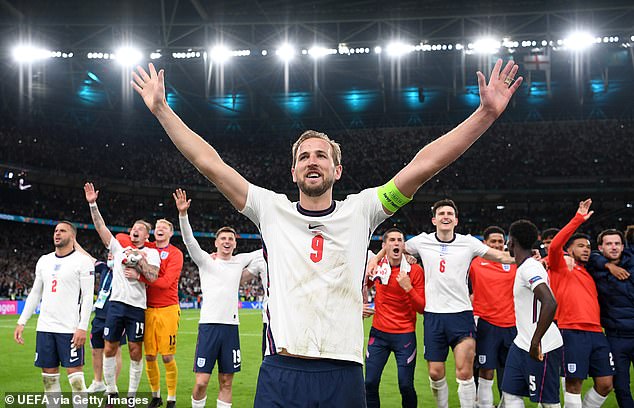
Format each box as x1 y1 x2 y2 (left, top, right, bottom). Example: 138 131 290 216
405 232 488 313
240 184 389 364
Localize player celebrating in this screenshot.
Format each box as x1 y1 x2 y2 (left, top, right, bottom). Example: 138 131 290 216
174 188 259 408
548 199 614 408
132 58 522 406
14 221 95 407
84 182 161 404
469 226 517 408
385 200 514 408
365 228 425 408
502 220 563 408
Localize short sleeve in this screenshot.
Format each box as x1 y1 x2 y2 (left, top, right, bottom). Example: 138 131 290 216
466 235 489 257
521 261 549 291
405 234 422 256
108 236 124 255
240 184 272 226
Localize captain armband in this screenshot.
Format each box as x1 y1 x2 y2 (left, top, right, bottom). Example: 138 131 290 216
377 179 412 213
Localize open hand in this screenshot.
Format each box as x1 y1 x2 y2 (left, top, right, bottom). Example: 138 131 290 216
477 59 523 118
132 63 167 115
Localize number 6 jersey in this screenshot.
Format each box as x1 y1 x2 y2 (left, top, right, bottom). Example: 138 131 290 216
241 184 389 364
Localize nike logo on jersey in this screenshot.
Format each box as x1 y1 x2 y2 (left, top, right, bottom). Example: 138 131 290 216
308 224 324 229
480 262 490 265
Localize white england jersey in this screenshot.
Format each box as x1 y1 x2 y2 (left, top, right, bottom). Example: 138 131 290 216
108 237 160 309
245 249 268 323
513 257 563 353
405 232 488 313
18 251 95 333
179 215 258 325
241 184 389 364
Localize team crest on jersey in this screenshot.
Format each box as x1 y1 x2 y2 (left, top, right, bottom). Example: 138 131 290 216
54 264 61 271
567 363 577 373
479 355 486 364
440 245 448 253
503 264 511 271
160 251 169 260
197 358 206 368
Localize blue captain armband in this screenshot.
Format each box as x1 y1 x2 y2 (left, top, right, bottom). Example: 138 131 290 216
377 179 412 213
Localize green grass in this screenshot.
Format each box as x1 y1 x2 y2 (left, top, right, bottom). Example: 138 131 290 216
1 310 627 407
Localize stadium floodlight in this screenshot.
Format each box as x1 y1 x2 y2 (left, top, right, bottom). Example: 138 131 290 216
308 46 334 59
386 42 414 57
12 45 52 63
275 44 296 62
210 45 232 63
471 38 501 54
150 52 162 60
374 46 382 54
113 46 143 66
563 31 595 51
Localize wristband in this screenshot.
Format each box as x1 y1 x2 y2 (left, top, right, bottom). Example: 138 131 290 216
377 178 412 213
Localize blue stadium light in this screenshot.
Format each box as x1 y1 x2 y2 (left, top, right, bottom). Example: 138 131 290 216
87 71 100 82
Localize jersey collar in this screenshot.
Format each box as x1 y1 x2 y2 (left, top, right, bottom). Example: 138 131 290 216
434 233 456 244
296 201 336 217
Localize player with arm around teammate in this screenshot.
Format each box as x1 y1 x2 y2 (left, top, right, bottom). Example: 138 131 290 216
501 219 563 408
174 189 259 408
132 58 522 406
14 221 95 408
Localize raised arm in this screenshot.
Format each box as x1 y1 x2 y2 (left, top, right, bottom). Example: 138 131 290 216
84 183 114 247
392 60 522 199
132 64 249 210
549 198 593 272
174 189 210 266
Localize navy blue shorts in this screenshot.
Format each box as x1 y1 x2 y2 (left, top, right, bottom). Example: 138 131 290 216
561 329 615 379
423 311 476 361
476 319 517 369
104 301 145 343
90 316 127 349
254 354 365 407
366 327 417 368
193 324 241 374
35 332 84 369
502 343 562 404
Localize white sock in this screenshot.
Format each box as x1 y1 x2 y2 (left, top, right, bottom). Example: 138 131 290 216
477 377 495 408
42 373 62 408
192 395 207 408
153 390 161 398
68 372 87 408
562 377 567 394
430 377 449 408
582 387 607 408
217 399 232 408
128 359 144 395
457 377 477 408
103 356 118 394
502 392 525 408
168 395 176 402
565 391 582 408
542 404 562 408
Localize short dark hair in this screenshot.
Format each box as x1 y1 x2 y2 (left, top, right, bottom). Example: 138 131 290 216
382 228 404 242
597 229 624 246
564 233 590 250
540 228 560 241
483 226 505 241
216 226 237 238
58 220 77 235
509 219 539 250
431 199 458 217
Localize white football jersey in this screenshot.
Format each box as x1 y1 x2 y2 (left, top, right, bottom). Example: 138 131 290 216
18 251 95 333
108 237 161 309
405 232 488 313
513 257 563 353
179 215 258 325
241 184 389 364
245 249 268 323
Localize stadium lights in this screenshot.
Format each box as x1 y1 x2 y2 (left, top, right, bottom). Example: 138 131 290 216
374 46 382 54
114 46 143 66
308 46 336 58
210 45 232 63
12 45 53 62
150 52 162 60
386 42 415 57
563 31 595 51
275 44 296 62
470 38 501 54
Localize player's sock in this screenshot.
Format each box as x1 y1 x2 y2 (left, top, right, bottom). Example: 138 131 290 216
541 404 562 408
191 395 207 408
128 359 144 396
476 377 494 408
164 359 178 401
42 373 62 408
430 377 449 408
457 377 476 408
68 372 88 408
501 392 524 408
582 387 607 408
145 358 161 396
217 399 232 408
103 356 118 394
562 377 567 394
565 391 583 408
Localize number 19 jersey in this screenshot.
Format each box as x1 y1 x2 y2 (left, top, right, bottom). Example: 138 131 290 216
241 184 389 364
405 233 488 313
